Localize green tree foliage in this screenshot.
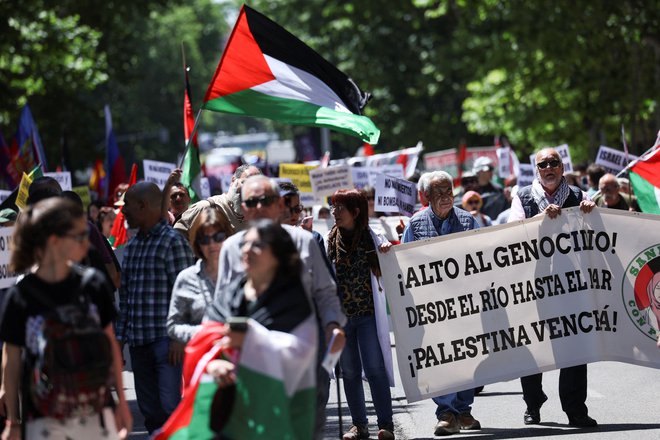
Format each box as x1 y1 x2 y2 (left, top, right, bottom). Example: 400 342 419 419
1 0 229 175
251 0 659 159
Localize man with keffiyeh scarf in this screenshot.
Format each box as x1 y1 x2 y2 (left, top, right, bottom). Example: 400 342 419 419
508 147 597 428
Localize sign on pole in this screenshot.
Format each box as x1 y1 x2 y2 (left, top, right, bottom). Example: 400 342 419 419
44 172 72 191
595 145 638 175
143 160 176 189
374 173 417 217
309 165 353 199
0 226 17 289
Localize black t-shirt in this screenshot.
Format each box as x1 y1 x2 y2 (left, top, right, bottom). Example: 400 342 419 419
0 266 117 421
0 267 116 346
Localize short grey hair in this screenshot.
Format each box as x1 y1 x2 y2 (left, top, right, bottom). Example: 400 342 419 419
417 172 433 193
240 175 280 200
426 171 453 188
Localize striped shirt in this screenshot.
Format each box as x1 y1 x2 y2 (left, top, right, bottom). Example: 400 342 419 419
117 220 195 346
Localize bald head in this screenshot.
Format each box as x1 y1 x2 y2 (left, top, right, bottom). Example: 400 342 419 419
123 182 163 231
535 148 564 192
598 173 621 206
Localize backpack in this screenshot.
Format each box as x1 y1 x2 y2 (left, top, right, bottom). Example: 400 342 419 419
22 267 114 419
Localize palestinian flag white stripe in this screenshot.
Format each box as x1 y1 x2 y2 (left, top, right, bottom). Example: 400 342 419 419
253 55 352 114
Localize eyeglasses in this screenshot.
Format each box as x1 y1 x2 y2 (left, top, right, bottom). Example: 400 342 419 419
467 200 480 206
536 159 562 169
290 204 304 215
63 227 90 243
243 195 278 208
330 205 346 214
197 231 227 245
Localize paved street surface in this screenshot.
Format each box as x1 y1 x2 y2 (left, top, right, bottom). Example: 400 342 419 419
125 339 660 440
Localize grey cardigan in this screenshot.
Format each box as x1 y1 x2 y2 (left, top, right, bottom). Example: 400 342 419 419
167 259 215 343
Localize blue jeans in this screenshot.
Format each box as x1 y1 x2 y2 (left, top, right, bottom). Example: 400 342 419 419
433 389 475 418
340 315 392 428
129 337 182 434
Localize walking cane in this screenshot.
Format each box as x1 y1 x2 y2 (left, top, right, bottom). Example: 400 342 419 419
335 364 343 439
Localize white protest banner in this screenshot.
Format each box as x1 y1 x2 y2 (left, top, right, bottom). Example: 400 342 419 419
44 172 72 191
530 144 573 173
374 174 417 217
378 209 660 403
200 177 211 199
143 160 176 189
595 145 638 175
309 165 353 199
352 167 371 190
370 216 410 243
0 190 11 204
518 164 535 187
424 149 457 173
0 226 17 289
365 142 423 178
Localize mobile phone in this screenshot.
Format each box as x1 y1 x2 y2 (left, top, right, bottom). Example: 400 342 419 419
227 317 249 333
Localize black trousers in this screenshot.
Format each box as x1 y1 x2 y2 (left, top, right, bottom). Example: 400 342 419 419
520 364 588 416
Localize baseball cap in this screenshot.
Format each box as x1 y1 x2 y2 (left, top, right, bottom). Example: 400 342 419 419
472 156 495 173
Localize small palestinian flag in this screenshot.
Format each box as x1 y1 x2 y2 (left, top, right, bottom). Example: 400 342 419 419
203 5 380 144
630 146 660 214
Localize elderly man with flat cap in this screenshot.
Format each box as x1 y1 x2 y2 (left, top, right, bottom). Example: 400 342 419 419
508 147 597 428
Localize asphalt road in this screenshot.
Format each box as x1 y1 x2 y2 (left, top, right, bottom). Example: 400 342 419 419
124 340 660 440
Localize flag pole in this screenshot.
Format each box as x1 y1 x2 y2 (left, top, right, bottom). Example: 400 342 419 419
614 130 660 179
178 41 203 169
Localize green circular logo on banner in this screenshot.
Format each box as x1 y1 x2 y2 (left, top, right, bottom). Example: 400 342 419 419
622 245 660 341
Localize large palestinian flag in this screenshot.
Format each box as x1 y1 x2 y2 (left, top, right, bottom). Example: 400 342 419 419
203 5 380 144
630 146 660 214
155 317 317 440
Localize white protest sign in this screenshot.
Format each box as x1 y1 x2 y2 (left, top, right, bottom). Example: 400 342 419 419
352 164 405 190
220 174 233 193
374 174 417 217
0 226 17 289
309 165 353 199
44 172 72 191
529 144 573 173
595 145 638 175
518 164 535 187
200 177 211 199
496 147 511 178
143 160 176 189
0 190 11 204
378 209 660 403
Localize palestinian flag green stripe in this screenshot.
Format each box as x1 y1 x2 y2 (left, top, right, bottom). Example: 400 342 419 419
630 171 660 214
222 365 316 440
204 88 380 144
168 380 218 440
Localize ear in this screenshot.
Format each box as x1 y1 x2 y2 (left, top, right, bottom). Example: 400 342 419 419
353 207 360 219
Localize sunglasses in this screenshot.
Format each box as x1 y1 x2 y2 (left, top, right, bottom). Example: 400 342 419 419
243 195 278 208
63 227 90 243
290 204 304 214
536 159 562 169
239 239 267 251
197 231 227 245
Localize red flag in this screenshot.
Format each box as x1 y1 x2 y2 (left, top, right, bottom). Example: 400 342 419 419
108 164 137 249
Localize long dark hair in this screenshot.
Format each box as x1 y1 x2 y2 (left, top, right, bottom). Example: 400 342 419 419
249 219 301 275
11 197 84 273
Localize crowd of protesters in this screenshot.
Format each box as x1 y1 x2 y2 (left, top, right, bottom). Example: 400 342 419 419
0 147 651 440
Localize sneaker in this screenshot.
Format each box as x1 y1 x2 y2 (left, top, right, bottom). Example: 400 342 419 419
377 422 395 440
524 407 541 425
343 424 369 440
458 412 481 430
433 412 460 436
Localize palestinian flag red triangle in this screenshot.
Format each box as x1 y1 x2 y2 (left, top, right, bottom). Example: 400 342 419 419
202 5 380 144
204 10 275 100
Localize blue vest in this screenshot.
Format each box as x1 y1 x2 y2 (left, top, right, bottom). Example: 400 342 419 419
408 206 477 241
517 185 583 219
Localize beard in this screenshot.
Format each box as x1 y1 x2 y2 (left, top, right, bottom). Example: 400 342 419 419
228 186 243 217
